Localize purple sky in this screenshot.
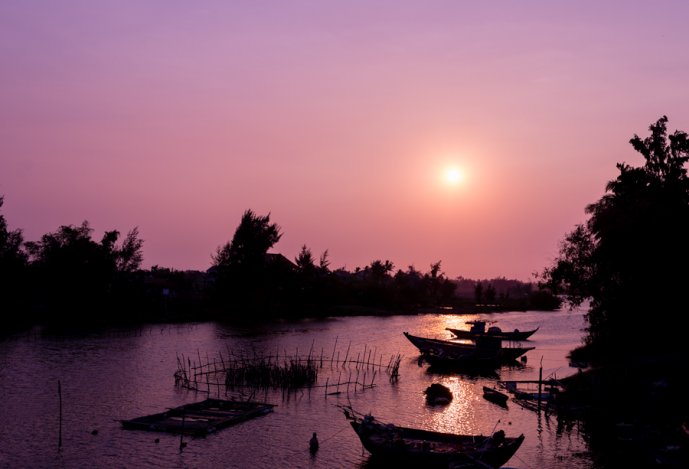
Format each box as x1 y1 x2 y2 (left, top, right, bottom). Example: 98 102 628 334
2 1 689 281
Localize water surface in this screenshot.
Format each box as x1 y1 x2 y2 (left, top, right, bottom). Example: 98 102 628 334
0 308 595 468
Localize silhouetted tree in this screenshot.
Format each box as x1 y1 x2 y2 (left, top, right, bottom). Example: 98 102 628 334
484 283 496 304
290 245 334 311
25 222 106 318
0 196 28 318
393 265 425 307
214 210 282 270
541 116 689 363
295 245 316 273
24 221 144 322
319 249 330 272
474 282 484 304
212 210 283 313
114 227 144 273
423 261 456 306
366 259 394 283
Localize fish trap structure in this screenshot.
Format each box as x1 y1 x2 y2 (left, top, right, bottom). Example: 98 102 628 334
174 339 402 397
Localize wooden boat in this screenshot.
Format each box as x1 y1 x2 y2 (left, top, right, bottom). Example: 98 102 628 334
404 332 535 367
482 386 509 407
120 398 275 436
446 320 539 341
342 406 525 468
424 383 453 405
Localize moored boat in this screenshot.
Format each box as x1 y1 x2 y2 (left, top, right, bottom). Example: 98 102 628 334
342 406 525 468
483 386 509 407
446 320 539 341
404 331 535 367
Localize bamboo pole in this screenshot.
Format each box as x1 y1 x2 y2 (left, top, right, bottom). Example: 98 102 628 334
343 341 351 367
538 357 543 411
58 380 62 452
331 336 338 369
179 411 186 451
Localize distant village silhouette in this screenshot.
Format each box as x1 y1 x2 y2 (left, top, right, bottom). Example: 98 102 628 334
0 203 559 329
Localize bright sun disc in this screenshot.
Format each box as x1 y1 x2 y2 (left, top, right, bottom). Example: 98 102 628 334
445 167 463 185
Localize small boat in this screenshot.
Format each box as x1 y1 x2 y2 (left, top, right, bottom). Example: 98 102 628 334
482 386 509 407
342 406 525 468
120 398 275 436
424 383 453 405
404 332 535 368
446 320 539 341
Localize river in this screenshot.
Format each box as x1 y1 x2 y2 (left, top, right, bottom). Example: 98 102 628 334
0 308 598 468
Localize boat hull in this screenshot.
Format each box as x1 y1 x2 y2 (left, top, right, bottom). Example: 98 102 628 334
483 386 509 406
404 332 534 367
350 417 524 468
446 326 539 341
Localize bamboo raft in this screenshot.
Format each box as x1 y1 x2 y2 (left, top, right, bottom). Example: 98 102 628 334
120 398 275 436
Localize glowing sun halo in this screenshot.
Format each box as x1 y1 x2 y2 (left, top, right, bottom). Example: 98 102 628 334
444 167 464 185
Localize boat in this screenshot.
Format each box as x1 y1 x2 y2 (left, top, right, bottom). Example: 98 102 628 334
446 320 539 341
342 406 525 468
424 383 453 405
482 386 509 407
120 398 275 436
404 332 535 367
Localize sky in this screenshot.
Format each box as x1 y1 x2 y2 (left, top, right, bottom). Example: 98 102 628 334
2 1 689 282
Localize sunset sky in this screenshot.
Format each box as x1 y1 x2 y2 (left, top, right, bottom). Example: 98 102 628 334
2 1 689 281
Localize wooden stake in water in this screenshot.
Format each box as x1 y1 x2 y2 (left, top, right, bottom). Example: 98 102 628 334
58 380 62 452
331 336 338 368
179 411 186 451
538 357 544 411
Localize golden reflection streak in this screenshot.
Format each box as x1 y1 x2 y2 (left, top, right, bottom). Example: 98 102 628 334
419 313 501 435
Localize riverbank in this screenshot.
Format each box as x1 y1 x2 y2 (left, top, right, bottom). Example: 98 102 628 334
558 357 689 468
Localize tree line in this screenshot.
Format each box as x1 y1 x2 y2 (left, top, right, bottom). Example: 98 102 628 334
0 201 558 330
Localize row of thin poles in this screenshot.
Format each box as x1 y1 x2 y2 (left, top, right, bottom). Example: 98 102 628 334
174 340 402 395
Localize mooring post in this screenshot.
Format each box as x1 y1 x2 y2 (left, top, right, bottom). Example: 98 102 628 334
538 357 544 410
58 380 62 452
179 411 186 451
331 336 337 369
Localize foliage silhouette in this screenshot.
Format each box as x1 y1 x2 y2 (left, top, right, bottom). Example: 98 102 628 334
0 196 29 324
541 115 689 363
24 221 144 324
541 117 689 463
212 209 284 314
2 202 559 329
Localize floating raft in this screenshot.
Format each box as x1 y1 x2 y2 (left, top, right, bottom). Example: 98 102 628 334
121 398 275 436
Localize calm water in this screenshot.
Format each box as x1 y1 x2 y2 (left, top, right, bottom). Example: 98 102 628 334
0 308 597 469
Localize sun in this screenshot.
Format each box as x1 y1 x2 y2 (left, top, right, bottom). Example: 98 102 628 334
444 167 464 185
